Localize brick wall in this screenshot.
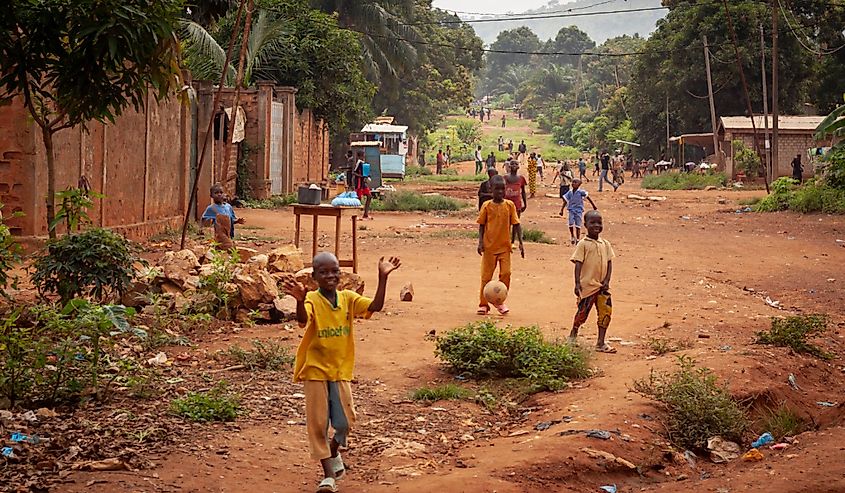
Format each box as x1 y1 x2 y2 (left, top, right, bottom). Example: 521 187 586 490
293 108 329 186
0 91 190 240
723 130 819 179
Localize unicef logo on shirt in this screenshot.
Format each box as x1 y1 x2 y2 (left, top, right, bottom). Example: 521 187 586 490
318 326 351 338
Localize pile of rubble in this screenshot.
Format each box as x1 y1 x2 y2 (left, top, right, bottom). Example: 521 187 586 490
123 244 365 323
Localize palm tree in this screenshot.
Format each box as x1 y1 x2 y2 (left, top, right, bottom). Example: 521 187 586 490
311 0 421 83
180 8 287 86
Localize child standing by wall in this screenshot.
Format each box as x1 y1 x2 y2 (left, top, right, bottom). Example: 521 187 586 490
560 179 597 245
569 210 617 353
477 175 524 316
283 252 401 493
202 183 244 248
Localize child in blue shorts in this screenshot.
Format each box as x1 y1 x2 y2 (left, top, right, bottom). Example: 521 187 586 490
562 178 597 245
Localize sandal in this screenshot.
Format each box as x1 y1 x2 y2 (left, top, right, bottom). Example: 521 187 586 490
330 453 345 479
477 306 489 315
317 477 338 493
495 304 510 315
596 344 617 354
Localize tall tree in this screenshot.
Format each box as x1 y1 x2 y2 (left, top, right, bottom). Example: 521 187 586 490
0 0 184 238
544 26 596 67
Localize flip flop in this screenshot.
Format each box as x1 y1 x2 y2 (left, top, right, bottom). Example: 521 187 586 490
477 306 489 315
330 453 345 479
596 344 617 354
317 477 338 493
495 304 510 315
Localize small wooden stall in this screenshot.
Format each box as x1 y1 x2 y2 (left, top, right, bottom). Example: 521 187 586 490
292 204 362 272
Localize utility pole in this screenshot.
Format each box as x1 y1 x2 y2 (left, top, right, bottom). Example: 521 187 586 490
771 0 780 180
665 93 670 158
760 24 770 183
703 35 721 167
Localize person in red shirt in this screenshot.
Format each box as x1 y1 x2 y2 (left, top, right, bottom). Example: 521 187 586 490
503 159 528 245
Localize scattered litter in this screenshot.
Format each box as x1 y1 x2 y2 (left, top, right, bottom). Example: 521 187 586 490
599 485 617 493
535 420 561 431
764 297 782 309
707 436 741 463
770 443 790 451
20 411 37 423
508 430 530 437
734 206 753 214
681 215 691 220
1 447 14 458
741 448 764 462
582 448 636 469
788 373 801 391
146 351 168 366
627 194 666 202
827 278 836 282
10 433 39 444
752 432 774 449
817 401 837 407
719 345 733 351
73 457 129 471
586 430 612 440
683 450 698 469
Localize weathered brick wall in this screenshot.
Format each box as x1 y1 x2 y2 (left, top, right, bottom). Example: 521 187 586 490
292 108 329 187
723 131 818 179
0 92 189 240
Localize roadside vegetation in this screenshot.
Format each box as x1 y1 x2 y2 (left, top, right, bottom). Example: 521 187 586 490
641 172 727 190
756 314 831 359
372 191 465 212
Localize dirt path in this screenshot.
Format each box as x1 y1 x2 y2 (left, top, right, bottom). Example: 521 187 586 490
56 170 845 493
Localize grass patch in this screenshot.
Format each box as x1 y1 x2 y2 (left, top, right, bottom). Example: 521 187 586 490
756 314 831 359
632 355 747 450
641 172 727 190
646 337 694 356
405 165 432 177
435 321 591 393
243 194 297 209
522 228 555 244
756 178 845 214
429 229 478 239
758 403 808 441
411 383 473 402
171 382 240 422
371 191 466 212
222 339 294 370
737 196 763 206
415 173 487 183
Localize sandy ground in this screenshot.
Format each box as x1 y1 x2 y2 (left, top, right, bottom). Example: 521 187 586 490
63 171 845 493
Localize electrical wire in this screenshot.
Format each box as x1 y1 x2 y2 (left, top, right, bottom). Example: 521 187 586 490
403 6 667 26
778 0 845 55
438 0 619 17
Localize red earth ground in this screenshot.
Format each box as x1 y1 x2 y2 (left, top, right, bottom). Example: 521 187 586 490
60 167 845 493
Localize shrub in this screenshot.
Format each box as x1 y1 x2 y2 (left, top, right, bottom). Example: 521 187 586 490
0 204 22 293
417 173 486 183
222 339 293 370
435 321 591 392
405 165 432 177
522 228 555 244
787 184 845 213
411 383 473 402
641 172 727 190
31 228 140 303
758 403 808 441
646 337 693 356
243 194 296 209
372 191 466 212
194 249 239 318
632 355 747 450
732 140 762 177
755 177 799 211
171 381 240 422
756 314 830 359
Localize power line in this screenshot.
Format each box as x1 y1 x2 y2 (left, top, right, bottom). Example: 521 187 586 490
403 6 667 26
437 0 619 17
778 0 845 55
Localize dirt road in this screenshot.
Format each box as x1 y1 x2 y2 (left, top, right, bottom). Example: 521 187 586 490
65 174 845 493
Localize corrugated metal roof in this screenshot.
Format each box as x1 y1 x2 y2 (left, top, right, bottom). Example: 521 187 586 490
720 115 825 131
361 123 408 134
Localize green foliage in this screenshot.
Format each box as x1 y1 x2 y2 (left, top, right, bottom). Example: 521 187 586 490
243 194 297 209
31 228 140 303
0 204 22 293
732 140 762 177
755 177 799 211
455 121 482 148
0 310 38 407
521 228 555 244
818 146 845 190
50 187 102 233
641 172 727 190
758 404 808 441
195 249 239 318
222 339 293 370
633 355 747 450
171 381 240 422
411 383 473 402
756 314 830 359
646 337 694 356
435 321 591 392
756 178 845 214
416 173 487 183
404 165 432 177
371 191 466 212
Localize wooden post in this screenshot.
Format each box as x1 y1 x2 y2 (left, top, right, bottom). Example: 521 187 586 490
351 215 358 273
334 213 341 259
703 35 721 166
771 0 780 179
761 23 771 183
311 214 318 259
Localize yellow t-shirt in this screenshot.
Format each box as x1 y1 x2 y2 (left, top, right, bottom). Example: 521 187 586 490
293 289 372 382
570 236 616 298
477 199 520 255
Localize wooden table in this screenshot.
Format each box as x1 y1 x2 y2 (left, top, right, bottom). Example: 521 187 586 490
292 204 362 272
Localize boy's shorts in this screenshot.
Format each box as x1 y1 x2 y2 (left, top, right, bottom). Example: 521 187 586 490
304 380 357 460
356 187 371 199
568 209 584 227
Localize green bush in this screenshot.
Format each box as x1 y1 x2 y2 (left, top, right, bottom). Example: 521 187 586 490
417 173 486 183
171 381 240 422
243 193 297 209
222 339 293 370
31 228 140 303
632 355 747 450
641 172 727 190
194 249 239 318
435 321 591 392
0 204 22 293
756 314 830 359
405 165 432 177
411 383 473 402
372 191 466 211
758 403 807 441
755 177 799 211
522 228 555 244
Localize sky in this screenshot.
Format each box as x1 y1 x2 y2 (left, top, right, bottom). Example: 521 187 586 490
431 0 552 15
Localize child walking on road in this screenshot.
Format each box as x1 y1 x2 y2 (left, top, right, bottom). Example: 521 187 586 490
560 178 597 245
477 175 524 316
569 210 617 353
283 253 401 493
